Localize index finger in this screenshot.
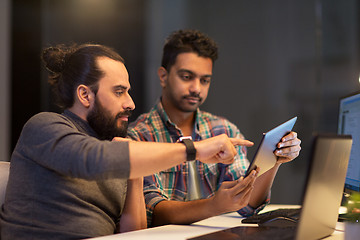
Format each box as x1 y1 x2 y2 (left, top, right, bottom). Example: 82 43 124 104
230 138 254 147
112 137 133 142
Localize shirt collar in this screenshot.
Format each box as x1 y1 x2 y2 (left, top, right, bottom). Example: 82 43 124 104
62 109 99 138
154 99 201 138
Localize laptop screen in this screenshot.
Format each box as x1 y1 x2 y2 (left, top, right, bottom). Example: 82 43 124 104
338 92 360 193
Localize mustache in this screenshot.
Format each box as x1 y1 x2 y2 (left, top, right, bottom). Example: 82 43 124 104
115 110 133 119
183 93 202 101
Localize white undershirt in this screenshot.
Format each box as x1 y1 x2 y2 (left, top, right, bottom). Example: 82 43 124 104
187 159 202 201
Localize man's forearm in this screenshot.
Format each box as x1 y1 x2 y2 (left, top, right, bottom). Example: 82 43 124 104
151 198 220 226
127 134 249 179
249 163 281 208
119 178 147 232
151 170 258 226
128 142 188 179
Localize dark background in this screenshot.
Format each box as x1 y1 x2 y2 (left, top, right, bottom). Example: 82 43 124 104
2 0 359 204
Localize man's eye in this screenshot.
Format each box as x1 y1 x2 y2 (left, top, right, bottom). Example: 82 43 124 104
115 91 124 96
201 78 211 84
180 74 192 81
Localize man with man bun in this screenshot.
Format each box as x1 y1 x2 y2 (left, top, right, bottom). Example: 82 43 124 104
0 43 252 239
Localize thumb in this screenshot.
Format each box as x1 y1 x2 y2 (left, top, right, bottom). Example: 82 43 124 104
220 179 240 189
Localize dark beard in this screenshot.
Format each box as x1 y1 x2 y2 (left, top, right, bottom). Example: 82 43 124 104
87 98 132 140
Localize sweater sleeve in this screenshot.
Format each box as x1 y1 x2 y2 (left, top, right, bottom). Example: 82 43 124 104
15 112 130 180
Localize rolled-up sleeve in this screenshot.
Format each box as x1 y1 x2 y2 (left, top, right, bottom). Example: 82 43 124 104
237 193 271 217
143 174 169 226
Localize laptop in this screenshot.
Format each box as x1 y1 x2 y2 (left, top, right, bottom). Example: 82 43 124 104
188 134 353 240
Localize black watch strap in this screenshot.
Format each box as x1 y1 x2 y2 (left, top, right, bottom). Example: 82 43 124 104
179 136 197 161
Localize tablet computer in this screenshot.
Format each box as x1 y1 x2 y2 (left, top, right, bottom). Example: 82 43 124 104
245 116 297 177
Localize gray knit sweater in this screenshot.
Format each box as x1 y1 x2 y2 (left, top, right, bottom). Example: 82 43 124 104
0 110 130 239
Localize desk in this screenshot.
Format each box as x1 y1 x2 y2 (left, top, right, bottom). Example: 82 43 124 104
88 204 345 240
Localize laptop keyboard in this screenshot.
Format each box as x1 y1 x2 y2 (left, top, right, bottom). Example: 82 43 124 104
241 208 301 224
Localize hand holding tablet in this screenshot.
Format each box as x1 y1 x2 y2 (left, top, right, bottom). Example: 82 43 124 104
245 117 298 177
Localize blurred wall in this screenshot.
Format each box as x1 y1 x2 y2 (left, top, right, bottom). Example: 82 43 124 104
0 0 10 162
11 0 42 153
143 0 360 204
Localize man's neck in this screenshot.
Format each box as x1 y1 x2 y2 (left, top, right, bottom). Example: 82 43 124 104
161 100 195 136
68 105 88 122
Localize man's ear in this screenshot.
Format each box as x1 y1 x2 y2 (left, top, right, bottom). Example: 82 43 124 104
77 84 94 108
158 67 168 88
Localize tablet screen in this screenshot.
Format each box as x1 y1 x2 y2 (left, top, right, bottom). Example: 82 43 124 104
245 117 297 177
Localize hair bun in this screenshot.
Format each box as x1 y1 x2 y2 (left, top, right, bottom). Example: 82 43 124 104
42 46 67 74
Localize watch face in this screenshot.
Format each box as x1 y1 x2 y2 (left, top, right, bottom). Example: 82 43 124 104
179 136 193 141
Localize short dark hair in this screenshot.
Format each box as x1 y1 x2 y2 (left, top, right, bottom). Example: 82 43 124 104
161 29 218 71
41 43 124 109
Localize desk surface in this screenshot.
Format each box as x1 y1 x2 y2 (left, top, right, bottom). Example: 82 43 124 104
88 204 346 240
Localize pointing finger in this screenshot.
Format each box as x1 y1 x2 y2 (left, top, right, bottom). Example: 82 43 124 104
230 138 254 147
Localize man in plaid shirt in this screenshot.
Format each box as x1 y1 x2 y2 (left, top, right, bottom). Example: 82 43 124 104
128 29 301 227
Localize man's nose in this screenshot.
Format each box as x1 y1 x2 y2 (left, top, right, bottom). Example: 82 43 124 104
189 79 201 93
123 92 135 110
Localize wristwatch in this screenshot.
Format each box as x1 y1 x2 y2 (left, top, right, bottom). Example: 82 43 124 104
178 136 197 161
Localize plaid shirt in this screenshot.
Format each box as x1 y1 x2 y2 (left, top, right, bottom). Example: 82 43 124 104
128 101 269 226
